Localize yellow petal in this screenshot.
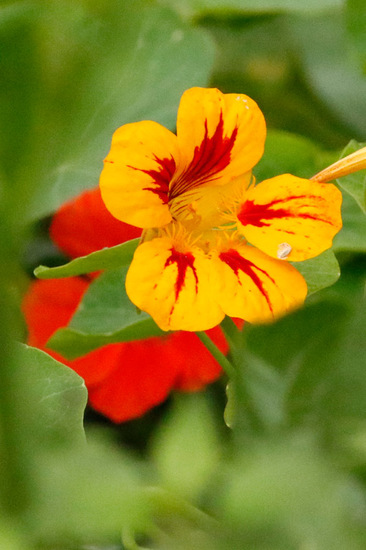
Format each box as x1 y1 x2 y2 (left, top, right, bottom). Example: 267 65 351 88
170 87 266 199
236 175 342 261
125 236 224 331
100 121 180 228
212 243 307 323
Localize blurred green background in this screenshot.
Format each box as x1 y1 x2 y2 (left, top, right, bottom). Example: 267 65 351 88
1 0 366 548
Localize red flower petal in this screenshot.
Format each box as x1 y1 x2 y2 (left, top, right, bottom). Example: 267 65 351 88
86 338 180 422
22 277 88 352
50 188 141 259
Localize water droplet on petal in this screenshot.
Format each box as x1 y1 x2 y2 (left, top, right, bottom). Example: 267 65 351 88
277 242 292 259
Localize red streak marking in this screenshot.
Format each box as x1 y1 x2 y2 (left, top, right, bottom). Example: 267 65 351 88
238 195 330 228
165 248 198 302
169 112 238 200
220 249 274 313
128 155 176 204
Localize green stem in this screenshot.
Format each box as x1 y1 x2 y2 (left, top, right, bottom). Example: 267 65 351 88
196 331 236 378
220 316 242 349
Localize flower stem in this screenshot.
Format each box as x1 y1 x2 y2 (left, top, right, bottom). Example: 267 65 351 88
220 316 242 349
311 145 366 182
196 331 236 378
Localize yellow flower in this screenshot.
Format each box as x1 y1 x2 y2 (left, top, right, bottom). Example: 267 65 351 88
100 87 342 331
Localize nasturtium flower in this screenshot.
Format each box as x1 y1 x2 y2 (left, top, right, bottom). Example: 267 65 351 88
22 189 229 423
100 87 342 332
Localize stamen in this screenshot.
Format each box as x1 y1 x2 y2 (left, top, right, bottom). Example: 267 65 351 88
159 221 201 251
218 175 254 226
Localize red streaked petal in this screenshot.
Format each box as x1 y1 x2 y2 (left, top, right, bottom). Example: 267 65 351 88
212 243 307 323
126 236 225 331
100 121 180 228
171 87 266 198
237 175 343 261
50 188 141 259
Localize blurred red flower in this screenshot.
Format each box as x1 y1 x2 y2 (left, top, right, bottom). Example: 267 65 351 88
22 188 227 422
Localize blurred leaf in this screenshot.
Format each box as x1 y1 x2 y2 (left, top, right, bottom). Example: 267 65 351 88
0 524 26 550
229 300 349 432
336 140 366 212
34 238 139 279
334 191 366 252
225 356 286 432
16 344 87 447
0 0 214 222
11 349 149 546
292 250 340 295
254 130 322 182
160 0 344 17
229 288 366 445
219 436 364 549
288 13 366 140
205 16 354 148
346 0 366 67
150 394 220 500
32 433 148 545
325 294 366 420
47 267 164 359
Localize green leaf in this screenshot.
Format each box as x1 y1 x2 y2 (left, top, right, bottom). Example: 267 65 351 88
292 250 340 295
336 140 366 212
224 359 286 431
161 0 344 17
333 191 366 252
34 238 139 279
12 351 148 543
47 267 164 359
289 13 366 139
1 1 214 222
254 130 322 182
15 344 87 447
230 300 349 433
326 295 366 421
346 0 366 67
0 524 26 550
219 436 361 550
150 394 220 500
33 433 149 543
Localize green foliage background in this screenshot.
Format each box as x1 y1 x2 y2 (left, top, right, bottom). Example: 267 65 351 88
1 0 366 548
